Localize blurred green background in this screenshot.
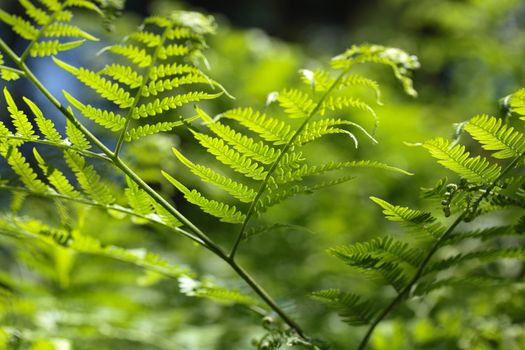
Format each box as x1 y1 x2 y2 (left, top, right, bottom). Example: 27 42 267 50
1 0 524 349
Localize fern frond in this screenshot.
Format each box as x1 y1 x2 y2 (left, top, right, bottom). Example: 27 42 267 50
167 26 200 40
30 39 85 57
23 97 62 142
149 63 201 81
423 138 502 183
196 107 281 164
132 91 222 119
107 44 152 68
141 74 210 97
129 31 161 47
340 74 382 104
171 147 256 203
43 22 98 41
63 0 103 15
157 43 190 59
312 289 381 326
0 9 38 40
100 64 143 88
124 119 196 142
221 107 293 145
295 118 377 146
53 58 134 108
37 0 61 12
63 91 125 132
64 151 114 204
33 148 80 197
465 114 525 159
370 197 435 225
191 132 268 180
319 96 377 128
19 0 50 25
65 120 90 150
277 89 316 118
179 276 260 306
124 177 154 217
2 147 48 192
150 202 182 228
162 171 246 223
4 88 35 139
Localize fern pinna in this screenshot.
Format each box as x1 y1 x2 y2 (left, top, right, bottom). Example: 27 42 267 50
315 90 525 349
162 44 420 262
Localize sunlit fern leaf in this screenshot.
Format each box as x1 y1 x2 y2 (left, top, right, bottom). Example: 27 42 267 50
221 107 293 145
63 91 125 132
1 147 48 192
150 201 182 228
33 148 80 197
319 96 377 130
124 119 197 142
124 177 154 217
65 120 90 150
295 118 377 146
162 171 246 223
424 247 525 275
30 39 85 57
191 132 268 180
64 151 114 204
43 22 99 41
39 0 62 12
157 43 190 60
23 97 62 142
100 64 143 88
171 147 257 203
0 9 38 40
4 88 36 139
53 57 134 108
167 26 202 40
179 276 261 306
149 63 201 81
340 74 383 104
129 31 162 47
141 73 211 97
132 91 222 119
312 289 381 326
507 88 525 119
196 107 281 164
106 44 152 68
423 137 502 183
370 197 435 225
277 89 316 119
331 44 419 97
18 0 49 25
464 114 525 159
63 0 103 15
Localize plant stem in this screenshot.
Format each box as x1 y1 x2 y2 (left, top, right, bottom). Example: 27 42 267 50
229 65 353 259
356 152 525 350
0 37 310 341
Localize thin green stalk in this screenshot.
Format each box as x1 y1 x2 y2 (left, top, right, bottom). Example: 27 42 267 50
229 65 353 259
356 152 525 350
0 65 25 76
114 24 171 156
0 37 310 341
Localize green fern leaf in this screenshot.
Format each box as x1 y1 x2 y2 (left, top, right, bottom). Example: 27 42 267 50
33 148 80 197
22 96 61 143
141 74 211 97
30 39 85 57
150 202 183 228
171 147 257 203
312 289 381 326
465 114 525 159
38 0 62 12
179 276 260 306
340 74 383 104
124 177 154 217
423 138 502 183
63 0 103 15
19 0 50 25
100 64 143 88
319 96 377 126
107 44 152 68
442 225 516 246
43 22 98 41
124 119 197 142
129 31 161 47
0 9 38 40
370 197 435 225
64 150 114 204
149 63 200 81
65 120 90 150
196 107 281 164
4 88 35 139
221 107 293 145
277 89 316 118
2 147 48 192
53 57 134 108
63 91 125 132
192 132 268 180
162 171 246 223
167 26 201 40
295 118 376 146
132 91 222 119
157 43 190 59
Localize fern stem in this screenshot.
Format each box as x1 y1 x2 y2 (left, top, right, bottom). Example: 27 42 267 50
0 37 312 345
229 65 353 259
356 151 525 350
0 65 25 76
113 24 171 156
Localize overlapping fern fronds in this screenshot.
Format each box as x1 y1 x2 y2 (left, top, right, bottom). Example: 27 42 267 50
162 45 419 253
317 94 524 349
